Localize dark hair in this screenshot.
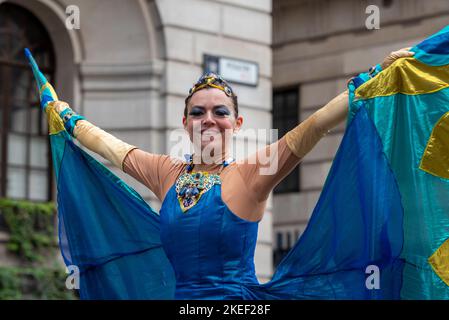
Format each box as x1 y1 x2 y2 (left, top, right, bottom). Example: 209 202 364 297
184 88 239 118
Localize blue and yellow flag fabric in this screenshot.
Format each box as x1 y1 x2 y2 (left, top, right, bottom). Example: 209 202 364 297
262 25 449 299
25 25 449 300
347 25 449 299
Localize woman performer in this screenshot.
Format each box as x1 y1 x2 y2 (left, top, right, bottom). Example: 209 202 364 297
49 48 412 299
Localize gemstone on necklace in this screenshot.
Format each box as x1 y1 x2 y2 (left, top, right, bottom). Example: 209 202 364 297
175 170 222 213
179 187 187 197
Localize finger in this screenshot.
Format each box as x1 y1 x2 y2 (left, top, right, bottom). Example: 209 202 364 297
391 50 414 59
396 50 415 57
55 101 70 114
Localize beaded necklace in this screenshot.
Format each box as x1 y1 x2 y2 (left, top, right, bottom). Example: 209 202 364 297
175 154 234 212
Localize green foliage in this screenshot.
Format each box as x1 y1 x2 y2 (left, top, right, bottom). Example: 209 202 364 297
0 198 56 262
0 266 77 300
0 198 78 299
0 267 21 299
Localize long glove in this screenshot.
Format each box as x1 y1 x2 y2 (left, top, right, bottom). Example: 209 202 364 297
285 48 414 158
25 48 136 171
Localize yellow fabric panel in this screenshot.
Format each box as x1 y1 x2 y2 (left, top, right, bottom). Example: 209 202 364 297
39 82 58 100
355 57 449 99
45 102 65 135
429 238 449 287
420 112 449 179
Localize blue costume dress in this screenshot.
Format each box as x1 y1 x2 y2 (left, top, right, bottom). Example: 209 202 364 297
159 161 260 299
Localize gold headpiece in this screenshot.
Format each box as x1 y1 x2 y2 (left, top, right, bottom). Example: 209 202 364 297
186 72 234 100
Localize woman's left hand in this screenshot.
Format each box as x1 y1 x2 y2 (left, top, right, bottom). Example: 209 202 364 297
381 47 415 70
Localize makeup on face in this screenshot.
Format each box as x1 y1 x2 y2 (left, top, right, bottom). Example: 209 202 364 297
184 88 241 152
188 105 232 119
186 104 235 148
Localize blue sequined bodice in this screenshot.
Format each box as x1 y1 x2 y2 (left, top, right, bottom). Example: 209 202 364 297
159 171 260 299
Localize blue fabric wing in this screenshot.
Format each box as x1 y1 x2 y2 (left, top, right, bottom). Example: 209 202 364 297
56 134 175 299
26 49 175 300
251 106 404 299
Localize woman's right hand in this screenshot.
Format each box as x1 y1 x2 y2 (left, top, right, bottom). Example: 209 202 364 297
52 100 70 114
381 47 415 70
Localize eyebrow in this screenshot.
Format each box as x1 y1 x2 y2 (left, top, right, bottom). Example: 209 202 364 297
189 105 231 110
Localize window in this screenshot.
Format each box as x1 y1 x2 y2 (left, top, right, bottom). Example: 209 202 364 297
273 231 294 268
286 232 292 250
294 229 300 241
276 232 283 250
0 3 55 201
273 232 286 268
272 88 300 193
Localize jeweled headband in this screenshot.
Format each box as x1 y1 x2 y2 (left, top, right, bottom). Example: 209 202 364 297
186 72 235 101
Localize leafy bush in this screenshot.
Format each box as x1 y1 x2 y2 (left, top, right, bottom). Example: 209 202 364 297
0 198 77 299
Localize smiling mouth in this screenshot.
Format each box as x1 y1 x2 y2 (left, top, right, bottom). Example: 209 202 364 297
201 126 220 131
201 129 221 134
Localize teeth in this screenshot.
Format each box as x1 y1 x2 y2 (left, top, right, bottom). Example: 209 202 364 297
202 130 220 134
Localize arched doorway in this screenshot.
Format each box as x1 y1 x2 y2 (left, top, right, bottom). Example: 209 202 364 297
0 2 55 201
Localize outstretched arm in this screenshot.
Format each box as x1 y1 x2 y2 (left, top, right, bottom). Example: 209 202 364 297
285 47 414 158
235 90 348 205
51 101 182 201
52 101 137 171
237 48 415 207
26 48 178 200
285 89 348 159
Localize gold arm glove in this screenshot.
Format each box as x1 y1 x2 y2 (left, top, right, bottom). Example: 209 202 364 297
53 101 137 171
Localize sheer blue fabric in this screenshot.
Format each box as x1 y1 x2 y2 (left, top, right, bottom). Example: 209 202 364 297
255 106 404 299
25 48 175 299
56 133 175 299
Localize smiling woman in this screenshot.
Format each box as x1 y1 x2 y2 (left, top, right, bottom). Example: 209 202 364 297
28 43 413 299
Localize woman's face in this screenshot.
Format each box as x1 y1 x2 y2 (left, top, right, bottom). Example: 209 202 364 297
183 88 243 154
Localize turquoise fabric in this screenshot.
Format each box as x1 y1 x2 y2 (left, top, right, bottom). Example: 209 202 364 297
56 136 175 299
350 88 449 299
26 49 175 299
347 25 449 298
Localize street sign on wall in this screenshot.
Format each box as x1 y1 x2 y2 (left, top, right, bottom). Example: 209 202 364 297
204 54 259 87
